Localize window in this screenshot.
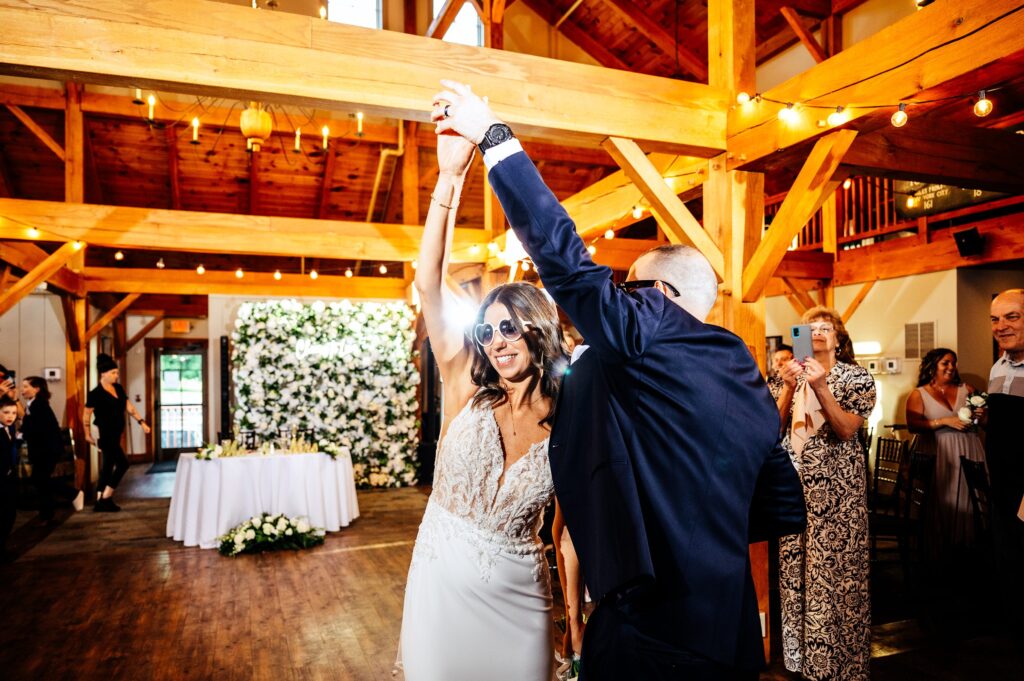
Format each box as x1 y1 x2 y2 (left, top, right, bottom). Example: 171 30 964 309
433 0 483 46
327 0 382 29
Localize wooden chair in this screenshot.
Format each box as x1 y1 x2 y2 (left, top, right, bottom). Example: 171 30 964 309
869 436 909 558
959 457 991 544
899 451 935 583
858 423 875 490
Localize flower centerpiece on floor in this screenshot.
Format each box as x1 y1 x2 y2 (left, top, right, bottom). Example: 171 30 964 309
218 513 326 556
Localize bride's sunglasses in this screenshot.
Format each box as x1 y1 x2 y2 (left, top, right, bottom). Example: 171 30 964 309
473 318 532 347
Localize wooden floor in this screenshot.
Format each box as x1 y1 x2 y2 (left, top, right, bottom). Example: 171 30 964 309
1 467 1021 681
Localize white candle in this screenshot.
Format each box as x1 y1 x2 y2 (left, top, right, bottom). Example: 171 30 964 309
147 94 155 121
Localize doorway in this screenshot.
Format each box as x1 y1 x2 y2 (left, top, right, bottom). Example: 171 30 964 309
147 341 207 461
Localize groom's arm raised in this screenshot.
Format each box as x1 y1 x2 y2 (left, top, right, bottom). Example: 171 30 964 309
435 81 664 361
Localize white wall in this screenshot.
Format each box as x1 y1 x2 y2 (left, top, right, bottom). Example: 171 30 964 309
503 3 600 65
766 270 959 432
0 291 70 422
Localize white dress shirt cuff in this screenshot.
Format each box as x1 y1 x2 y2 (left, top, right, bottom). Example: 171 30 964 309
482 138 524 170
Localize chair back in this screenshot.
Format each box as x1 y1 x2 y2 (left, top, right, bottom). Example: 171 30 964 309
871 437 908 512
905 451 935 523
959 457 991 540
237 430 259 450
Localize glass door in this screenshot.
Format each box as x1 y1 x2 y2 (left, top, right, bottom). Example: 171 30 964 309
155 350 206 459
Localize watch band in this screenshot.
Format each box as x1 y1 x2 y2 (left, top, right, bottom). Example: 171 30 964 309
478 123 514 154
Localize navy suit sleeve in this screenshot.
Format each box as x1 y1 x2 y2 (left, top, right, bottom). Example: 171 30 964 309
748 440 807 543
488 151 670 361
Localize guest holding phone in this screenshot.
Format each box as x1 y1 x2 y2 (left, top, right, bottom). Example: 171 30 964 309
84 354 150 512
770 306 876 681
22 376 84 520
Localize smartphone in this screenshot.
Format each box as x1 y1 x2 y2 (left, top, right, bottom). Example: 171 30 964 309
791 324 813 361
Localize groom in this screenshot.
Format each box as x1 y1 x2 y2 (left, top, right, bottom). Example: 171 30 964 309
434 81 806 680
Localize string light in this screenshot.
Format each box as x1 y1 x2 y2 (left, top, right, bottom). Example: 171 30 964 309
196 264 205 275
890 103 908 128
587 245 597 256
309 269 319 280
777 103 797 123
842 178 852 190
469 244 481 255
147 94 155 121
345 268 353 278
378 264 388 275
273 270 282 280
521 261 531 272
191 117 200 144
356 111 364 137
322 125 330 150
319 4 327 19
973 90 993 117
826 106 845 127
631 205 643 220
27 227 40 239
156 257 165 269
235 267 244 279
72 240 84 251
294 128 301 152
906 196 917 208
411 260 418 270
604 229 615 240
487 242 498 255
114 250 124 261
736 92 751 105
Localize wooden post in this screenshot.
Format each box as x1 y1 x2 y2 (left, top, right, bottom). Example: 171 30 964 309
61 293 88 491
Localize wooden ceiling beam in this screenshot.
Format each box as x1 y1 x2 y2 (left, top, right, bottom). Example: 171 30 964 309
4 104 64 161
0 198 490 264
427 0 467 39
600 0 708 81
602 137 724 279
742 128 856 301
0 241 79 317
779 6 826 63
729 0 1024 170
782 277 818 311
0 240 84 295
487 233 662 272
841 280 875 322
0 0 725 154
85 292 141 342
519 0 634 72
85 267 409 300
126 313 164 351
772 249 834 280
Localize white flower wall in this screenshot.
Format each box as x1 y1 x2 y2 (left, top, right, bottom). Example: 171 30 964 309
231 300 420 487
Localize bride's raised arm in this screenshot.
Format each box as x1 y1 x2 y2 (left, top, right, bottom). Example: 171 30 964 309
413 115 478 403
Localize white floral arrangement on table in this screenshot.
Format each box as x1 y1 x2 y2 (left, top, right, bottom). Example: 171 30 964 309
231 299 420 488
196 437 328 460
217 513 326 557
196 440 247 460
957 391 988 429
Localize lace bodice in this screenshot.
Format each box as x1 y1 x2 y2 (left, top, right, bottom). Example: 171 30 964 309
410 400 554 582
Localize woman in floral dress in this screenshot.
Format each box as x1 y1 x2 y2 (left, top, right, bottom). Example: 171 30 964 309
771 306 876 681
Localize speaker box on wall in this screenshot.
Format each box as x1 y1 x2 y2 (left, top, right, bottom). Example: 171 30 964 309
953 227 985 257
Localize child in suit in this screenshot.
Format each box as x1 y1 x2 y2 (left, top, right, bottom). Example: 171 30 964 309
0 396 20 562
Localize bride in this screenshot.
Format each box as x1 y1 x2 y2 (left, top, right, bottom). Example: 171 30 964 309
397 104 568 681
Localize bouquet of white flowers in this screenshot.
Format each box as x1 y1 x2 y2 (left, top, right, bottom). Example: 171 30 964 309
957 391 988 429
217 513 326 557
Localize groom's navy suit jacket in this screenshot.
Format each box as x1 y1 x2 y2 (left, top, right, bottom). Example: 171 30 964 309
489 150 806 670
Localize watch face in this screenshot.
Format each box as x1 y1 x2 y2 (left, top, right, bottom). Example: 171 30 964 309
485 124 512 148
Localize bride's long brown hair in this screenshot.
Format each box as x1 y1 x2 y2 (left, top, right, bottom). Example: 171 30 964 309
470 283 567 426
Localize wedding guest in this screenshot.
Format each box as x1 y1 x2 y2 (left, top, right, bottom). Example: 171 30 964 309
906 349 985 549
767 343 794 393
772 306 875 681
0 364 25 420
84 354 150 512
985 288 1024 631
0 396 20 562
22 376 84 520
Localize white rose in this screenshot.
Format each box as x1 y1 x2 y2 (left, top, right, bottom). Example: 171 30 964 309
285 528 293 536
968 395 985 407
234 533 246 545
296 519 311 534
250 516 261 527
276 518 288 532
245 529 256 540
957 407 973 422
262 523 275 535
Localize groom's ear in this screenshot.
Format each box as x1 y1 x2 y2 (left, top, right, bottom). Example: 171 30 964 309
653 281 670 297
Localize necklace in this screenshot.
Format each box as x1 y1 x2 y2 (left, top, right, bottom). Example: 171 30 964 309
508 400 517 437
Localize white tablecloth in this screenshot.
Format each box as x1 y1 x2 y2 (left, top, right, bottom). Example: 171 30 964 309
166 452 360 549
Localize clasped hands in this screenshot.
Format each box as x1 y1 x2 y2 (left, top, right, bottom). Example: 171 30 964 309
431 80 501 177
780 357 829 393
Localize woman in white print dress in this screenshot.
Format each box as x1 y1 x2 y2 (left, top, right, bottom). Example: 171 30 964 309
397 97 568 681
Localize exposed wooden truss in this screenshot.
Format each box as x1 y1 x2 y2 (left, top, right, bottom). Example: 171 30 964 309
0 241 79 316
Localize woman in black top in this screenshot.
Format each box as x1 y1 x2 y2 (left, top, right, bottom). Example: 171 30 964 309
84 354 150 512
21 376 84 520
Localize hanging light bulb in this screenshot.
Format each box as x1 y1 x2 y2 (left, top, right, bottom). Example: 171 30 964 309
356 111 364 137
736 92 751 105
27 227 40 239
191 117 200 144
842 178 852 190
345 268 353 278
777 103 797 122
147 94 156 121
604 229 615 240
294 127 301 152
906 196 917 209
273 269 282 280
196 264 206 275
487 242 498 255
521 261 531 272
114 250 124 261
72 241 84 251
826 106 845 127
890 103 908 128
587 245 597 256
235 267 244 279
319 4 327 19
632 204 643 220
973 90 993 117
240 102 273 152
411 260 418 270
378 264 388 275
469 244 481 255
322 125 330 150
309 269 319 280
156 257 165 269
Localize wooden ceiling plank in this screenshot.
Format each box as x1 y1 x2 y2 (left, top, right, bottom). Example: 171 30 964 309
519 0 633 72
317 146 338 219
600 0 708 81
0 241 79 317
427 0 467 39
0 241 84 295
602 137 725 279
741 128 856 301
729 0 1024 170
85 267 409 300
0 147 12 198
779 6 826 63
84 291 141 342
5 104 65 161
0 198 489 263
166 126 182 210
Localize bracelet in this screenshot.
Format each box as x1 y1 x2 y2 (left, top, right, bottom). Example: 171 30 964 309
137 418 146 425
430 193 457 210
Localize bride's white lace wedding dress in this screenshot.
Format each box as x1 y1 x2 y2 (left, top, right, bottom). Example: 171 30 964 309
399 399 555 681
